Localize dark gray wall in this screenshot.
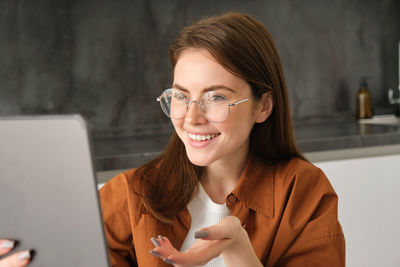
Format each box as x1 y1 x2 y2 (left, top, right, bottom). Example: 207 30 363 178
1 0 399 134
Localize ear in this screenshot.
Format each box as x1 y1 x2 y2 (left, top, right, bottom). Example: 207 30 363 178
255 91 274 123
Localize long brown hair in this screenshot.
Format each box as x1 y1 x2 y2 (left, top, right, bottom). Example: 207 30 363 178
134 12 304 223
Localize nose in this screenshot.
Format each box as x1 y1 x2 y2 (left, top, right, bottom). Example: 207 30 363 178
185 100 208 125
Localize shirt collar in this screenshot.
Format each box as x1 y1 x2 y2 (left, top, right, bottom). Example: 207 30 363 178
231 156 275 218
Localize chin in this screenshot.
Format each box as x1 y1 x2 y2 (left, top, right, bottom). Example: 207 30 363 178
185 149 216 167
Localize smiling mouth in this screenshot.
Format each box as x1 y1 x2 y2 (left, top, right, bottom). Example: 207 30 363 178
188 133 221 141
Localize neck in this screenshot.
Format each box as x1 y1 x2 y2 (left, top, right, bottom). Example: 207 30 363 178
201 151 249 204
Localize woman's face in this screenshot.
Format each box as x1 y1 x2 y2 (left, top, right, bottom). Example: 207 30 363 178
171 49 267 167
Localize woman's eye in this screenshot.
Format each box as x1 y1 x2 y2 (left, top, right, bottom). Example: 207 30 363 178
209 95 226 102
173 92 186 101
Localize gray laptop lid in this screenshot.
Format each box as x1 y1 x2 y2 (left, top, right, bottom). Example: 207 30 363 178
0 115 110 266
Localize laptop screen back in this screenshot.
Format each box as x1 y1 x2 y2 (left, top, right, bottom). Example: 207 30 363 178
0 115 110 266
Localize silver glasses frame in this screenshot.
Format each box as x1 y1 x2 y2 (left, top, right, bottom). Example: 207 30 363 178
156 88 249 122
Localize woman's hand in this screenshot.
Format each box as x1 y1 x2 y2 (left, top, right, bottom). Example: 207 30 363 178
0 240 31 267
149 216 262 267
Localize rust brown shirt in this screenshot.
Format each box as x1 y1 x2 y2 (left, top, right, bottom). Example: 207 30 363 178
99 157 345 266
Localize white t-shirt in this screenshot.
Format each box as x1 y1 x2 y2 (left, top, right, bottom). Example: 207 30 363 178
180 184 232 267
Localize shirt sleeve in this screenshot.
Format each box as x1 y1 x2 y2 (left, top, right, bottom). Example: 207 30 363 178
272 166 345 266
99 173 138 267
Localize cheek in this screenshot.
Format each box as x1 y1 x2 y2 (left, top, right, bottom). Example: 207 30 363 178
220 113 256 142
171 118 185 137
226 108 256 131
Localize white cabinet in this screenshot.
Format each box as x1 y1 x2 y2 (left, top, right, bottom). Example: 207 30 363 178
313 149 400 267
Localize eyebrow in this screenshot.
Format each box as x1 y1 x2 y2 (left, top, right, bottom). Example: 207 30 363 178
172 83 237 93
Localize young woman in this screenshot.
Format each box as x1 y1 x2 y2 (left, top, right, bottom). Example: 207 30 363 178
0 12 345 267
99 12 345 267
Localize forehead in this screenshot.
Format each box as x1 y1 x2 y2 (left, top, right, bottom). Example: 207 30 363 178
173 48 249 94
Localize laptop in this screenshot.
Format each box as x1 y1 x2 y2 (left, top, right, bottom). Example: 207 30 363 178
0 115 110 266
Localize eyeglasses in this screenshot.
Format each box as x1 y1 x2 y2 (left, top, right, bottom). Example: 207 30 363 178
156 88 249 123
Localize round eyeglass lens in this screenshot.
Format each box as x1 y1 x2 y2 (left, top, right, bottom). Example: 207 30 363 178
159 91 172 117
160 89 187 119
202 92 229 122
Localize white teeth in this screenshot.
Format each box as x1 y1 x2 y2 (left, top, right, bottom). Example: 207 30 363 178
188 133 220 141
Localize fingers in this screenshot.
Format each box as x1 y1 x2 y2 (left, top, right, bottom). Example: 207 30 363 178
0 250 31 267
149 236 176 265
0 240 15 256
148 219 243 267
156 235 174 250
195 216 242 241
0 240 31 267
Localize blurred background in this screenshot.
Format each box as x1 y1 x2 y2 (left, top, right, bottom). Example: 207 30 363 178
1 0 399 135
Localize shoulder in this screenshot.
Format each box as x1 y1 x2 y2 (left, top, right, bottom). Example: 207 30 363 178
276 157 323 178
276 157 331 188
99 169 138 198
99 167 150 217
268 158 345 264
99 169 138 210
273 157 342 231
99 164 159 196
272 157 337 204
99 164 161 214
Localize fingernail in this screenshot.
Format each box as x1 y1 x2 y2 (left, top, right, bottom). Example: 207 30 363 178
158 235 164 241
17 250 31 261
194 230 208 239
151 237 160 247
164 258 175 264
149 250 161 257
0 240 15 249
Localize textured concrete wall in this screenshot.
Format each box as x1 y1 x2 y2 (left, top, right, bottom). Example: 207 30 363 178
1 0 399 133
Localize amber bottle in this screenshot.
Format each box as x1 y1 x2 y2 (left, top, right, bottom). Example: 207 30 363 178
356 78 373 119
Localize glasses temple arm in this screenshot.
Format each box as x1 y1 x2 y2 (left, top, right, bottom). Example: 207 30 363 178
228 98 249 106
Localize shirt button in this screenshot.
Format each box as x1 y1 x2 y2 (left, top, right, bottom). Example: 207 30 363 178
228 194 237 203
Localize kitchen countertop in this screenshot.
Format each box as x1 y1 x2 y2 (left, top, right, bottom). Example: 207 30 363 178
92 119 400 171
